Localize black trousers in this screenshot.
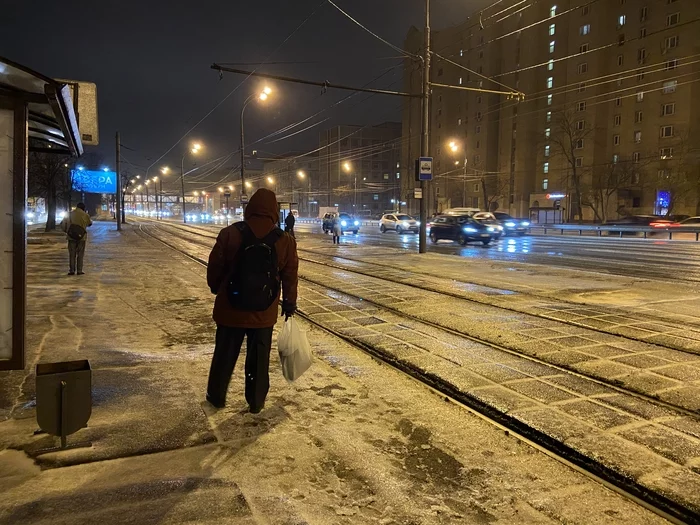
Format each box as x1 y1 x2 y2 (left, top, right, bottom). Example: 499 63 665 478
207 325 274 409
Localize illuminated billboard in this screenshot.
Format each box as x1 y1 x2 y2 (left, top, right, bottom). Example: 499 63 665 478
72 170 116 194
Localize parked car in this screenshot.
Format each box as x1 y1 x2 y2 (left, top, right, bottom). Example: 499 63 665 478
322 212 360 234
493 212 530 236
380 213 419 234
428 214 495 245
605 215 673 228
672 217 700 228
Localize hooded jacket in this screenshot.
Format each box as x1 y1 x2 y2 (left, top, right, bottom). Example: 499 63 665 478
207 188 298 328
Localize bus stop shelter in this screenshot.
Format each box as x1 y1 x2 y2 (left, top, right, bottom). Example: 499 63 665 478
0 56 83 371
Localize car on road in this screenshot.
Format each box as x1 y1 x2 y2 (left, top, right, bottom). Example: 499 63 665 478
493 212 530 236
472 212 504 240
428 214 496 246
380 213 419 234
668 216 700 229
322 212 360 234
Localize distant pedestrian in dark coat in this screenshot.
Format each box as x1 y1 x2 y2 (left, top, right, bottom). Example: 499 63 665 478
284 212 295 238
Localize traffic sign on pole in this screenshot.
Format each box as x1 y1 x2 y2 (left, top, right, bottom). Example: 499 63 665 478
415 157 433 181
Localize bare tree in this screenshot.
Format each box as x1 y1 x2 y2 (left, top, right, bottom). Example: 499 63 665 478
582 155 651 223
28 151 71 231
481 173 511 212
547 108 595 222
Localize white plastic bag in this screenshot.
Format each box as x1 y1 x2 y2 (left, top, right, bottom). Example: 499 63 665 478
277 318 313 382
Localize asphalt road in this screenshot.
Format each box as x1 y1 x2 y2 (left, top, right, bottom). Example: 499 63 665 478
293 222 700 283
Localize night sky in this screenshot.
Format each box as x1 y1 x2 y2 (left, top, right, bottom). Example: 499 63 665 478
2 0 487 185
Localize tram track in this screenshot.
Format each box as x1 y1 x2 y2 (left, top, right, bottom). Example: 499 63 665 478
141 220 700 415
136 219 700 524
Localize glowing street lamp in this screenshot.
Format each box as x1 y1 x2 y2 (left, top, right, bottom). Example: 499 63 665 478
343 162 357 210
449 140 459 153
266 176 274 185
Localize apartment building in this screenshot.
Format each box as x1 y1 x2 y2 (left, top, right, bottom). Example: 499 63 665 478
403 0 700 221
319 122 402 217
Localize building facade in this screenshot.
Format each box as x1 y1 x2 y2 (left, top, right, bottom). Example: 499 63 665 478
403 0 700 221
319 122 402 217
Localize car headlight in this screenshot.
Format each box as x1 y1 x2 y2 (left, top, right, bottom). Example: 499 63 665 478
26 211 35 219
496 225 503 231
521 221 530 226
341 220 347 227
463 227 477 233
505 221 516 227
354 220 359 226
416 221 420 226
487 227 495 232
402 221 410 227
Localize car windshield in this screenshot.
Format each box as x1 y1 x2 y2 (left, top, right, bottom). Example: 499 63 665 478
495 213 512 220
339 214 351 219
396 215 412 220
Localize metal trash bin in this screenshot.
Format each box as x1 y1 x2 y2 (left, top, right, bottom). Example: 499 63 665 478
36 360 92 450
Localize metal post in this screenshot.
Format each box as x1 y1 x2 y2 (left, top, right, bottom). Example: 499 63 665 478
115 132 122 231
419 0 431 253
159 179 163 219
240 94 254 208
181 156 187 223
145 184 150 215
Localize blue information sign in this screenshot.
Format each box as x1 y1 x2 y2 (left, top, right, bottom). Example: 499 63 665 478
72 170 117 194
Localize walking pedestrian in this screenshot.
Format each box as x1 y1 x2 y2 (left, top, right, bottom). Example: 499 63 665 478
284 211 295 238
59 202 92 275
206 188 299 413
332 213 342 244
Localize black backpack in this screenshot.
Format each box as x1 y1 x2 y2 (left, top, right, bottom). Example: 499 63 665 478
227 223 283 311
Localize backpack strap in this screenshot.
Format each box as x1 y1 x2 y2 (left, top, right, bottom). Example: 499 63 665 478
262 227 283 247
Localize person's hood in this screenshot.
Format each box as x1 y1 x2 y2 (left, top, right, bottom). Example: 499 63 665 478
244 188 278 224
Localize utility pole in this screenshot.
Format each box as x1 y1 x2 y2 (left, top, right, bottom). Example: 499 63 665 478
115 132 122 231
180 157 187 223
419 0 431 253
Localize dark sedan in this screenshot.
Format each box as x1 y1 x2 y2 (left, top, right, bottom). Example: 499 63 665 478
428 214 495 245
493 212 530 235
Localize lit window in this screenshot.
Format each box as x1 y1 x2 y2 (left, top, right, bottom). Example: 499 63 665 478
383 173 389 180
613 154 619 164
660 125 674 138
543 178 549 190
460 49 464 57
634 131 642 143
548 60 554 71
636 91 644 102
580 24 591 35
663 80 678 93
544 145 550 157
543 162 549 174
660 147 673 159
549 24 556 36
396 173 400 179
459 77 463 85
458 118 462 125
549 41 556 53
578 63 588 74
373 194 379 201
618 15 626 27
545 128 551 138
614 135 620 146
547 94 553 105
550 5 557 17
667 13 679 26
547 77 554 89
546 111 552 123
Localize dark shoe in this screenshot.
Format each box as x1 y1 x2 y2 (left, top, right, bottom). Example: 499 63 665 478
206 393 225 409
77 272 85 275
249 403 264 414
68 272 75 275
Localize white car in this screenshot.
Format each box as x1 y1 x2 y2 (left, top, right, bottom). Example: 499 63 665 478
380 213 420 234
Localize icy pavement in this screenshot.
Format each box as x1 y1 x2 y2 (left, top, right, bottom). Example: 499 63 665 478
0 222 669 524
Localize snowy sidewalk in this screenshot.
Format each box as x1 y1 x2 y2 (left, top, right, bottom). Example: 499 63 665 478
0 222 675 523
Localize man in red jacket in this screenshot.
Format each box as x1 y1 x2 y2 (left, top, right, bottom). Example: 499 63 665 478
206 188 299 413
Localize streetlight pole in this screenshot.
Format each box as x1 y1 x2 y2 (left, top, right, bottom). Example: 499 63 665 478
145 181 150 214
419 0 431 254
240 87 272 206
180 155 187 223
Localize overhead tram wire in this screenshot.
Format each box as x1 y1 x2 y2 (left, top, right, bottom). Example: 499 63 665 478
143 0 327 174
